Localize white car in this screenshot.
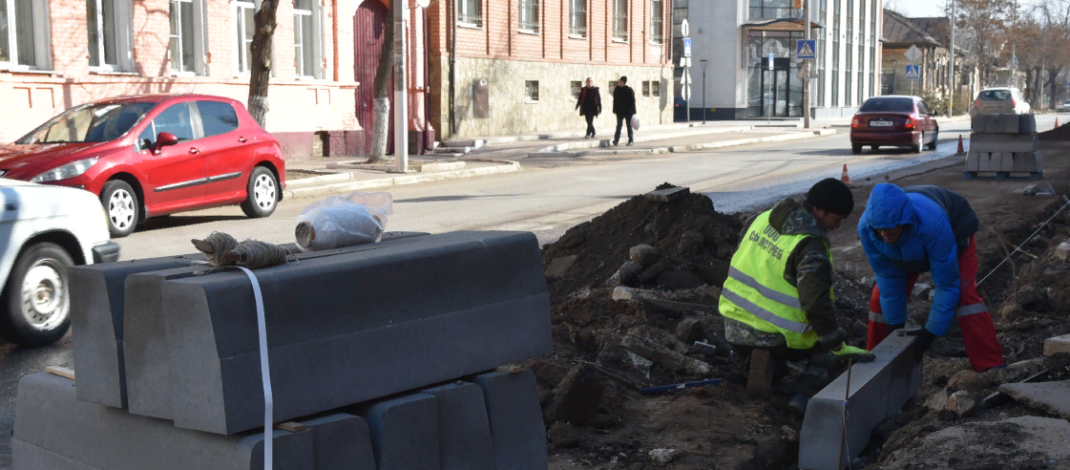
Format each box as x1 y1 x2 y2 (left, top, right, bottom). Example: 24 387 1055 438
0 179 118 347
971 88 1031 115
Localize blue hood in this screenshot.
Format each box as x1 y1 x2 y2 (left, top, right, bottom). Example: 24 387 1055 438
865 183 916 230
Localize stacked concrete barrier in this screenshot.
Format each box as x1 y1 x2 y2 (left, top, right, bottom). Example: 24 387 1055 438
17 231 552 469
965 113 1043 179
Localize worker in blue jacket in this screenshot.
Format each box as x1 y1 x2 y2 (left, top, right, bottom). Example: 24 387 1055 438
858 184 1004 372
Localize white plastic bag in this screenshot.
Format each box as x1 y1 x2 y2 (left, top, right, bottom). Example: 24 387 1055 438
631 115 641 131
294 192 394 252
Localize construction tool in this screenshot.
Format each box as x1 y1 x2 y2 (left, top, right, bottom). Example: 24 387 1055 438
639 378 723 395
979 195 1070 285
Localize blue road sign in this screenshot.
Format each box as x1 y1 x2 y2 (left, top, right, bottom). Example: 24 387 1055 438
796 40 816 59
905 65 920 80
683 38 691 58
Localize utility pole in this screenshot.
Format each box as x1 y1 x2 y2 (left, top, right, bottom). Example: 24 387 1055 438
394 0 408 172
701 59 709 124
947 0 954 117
804 0 811 129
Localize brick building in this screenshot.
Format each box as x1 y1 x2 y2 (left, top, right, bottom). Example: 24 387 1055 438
0 0 372 159
425 0 675 138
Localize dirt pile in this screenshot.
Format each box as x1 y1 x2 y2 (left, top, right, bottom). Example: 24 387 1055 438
1038 123 1070 141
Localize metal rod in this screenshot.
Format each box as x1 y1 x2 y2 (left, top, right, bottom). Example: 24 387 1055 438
838 359 854 470
804 0 811 129
947 0 955 117
978 195 1070 286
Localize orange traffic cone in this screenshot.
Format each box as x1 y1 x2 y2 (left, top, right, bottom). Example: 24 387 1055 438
1056 118 1061 128
956 135 966 156
841 164 852 186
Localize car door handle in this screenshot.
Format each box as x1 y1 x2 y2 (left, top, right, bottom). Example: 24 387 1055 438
238 136 248 143
189 147 200 155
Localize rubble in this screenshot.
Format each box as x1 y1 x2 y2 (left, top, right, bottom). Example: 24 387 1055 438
629 244 662 267
1045 334 1070 356
945 390 979 418
648 448 676 465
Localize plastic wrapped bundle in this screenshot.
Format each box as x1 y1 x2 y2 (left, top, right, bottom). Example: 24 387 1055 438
295 192 394 252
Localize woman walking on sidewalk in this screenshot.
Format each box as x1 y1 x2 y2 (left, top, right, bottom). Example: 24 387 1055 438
575 78 602 139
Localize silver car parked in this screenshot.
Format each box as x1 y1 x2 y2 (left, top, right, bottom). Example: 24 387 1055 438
971 87 1031 115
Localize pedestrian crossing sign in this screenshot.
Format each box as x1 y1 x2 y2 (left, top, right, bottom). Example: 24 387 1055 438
905 65 920 80
796 40 816 59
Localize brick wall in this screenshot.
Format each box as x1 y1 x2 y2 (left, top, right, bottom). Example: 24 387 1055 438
0 0 364 160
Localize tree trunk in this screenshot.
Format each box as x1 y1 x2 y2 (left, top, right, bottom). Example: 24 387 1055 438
247 0 282 128
367 0 396 163
1049 68 1060 110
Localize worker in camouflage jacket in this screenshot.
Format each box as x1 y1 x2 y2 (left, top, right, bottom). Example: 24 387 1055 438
719 179 875 403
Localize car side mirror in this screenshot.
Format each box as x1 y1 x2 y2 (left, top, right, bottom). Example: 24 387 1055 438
153 132 179 154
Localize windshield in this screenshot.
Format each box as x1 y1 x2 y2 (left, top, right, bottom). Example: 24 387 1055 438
859 98 915 113
16 101 157 144
979 90 1012 101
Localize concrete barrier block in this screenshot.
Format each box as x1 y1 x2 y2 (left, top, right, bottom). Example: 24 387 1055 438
1019 114 1037 134
997 114 1019 134
160 231 551 435
977 152 996 172
971 114 985 133
69 256 201 409
798 334 920 470
1000 152 1015 172
423 382 496 470
14 373 314 470
301 414 376 470
965 152 980 172
471 369 549 470
353 394 440 470
969 133 1039 153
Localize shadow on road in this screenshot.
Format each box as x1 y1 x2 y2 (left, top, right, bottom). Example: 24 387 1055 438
395 193 524 204
133 215 249 233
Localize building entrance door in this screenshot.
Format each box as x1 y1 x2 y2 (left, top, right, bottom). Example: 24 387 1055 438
760 60 791 118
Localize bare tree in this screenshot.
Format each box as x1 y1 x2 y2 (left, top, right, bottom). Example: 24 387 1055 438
247 0 282 128
954 0 1013 86
367 0 397 163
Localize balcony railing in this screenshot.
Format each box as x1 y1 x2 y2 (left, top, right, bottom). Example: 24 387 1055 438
748 7 803 20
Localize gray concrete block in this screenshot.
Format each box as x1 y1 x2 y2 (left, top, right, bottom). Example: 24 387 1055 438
1000 152 1015 172
999 380 1070 419
965 152 980 172
353 394 441 470
422 382 496 470
1045 333 1070 356
798 334 921 470
996 113 1019 134
13 439 103 470
301 414 376 470
471 369 549 470
969 133 1039 153
971 114 985 133
14 373 314 470
70 255 203 409
1019 114 1037 134
159 231 551 434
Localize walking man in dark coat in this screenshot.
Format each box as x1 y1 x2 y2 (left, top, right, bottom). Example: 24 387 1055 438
612 76 637 146
575 77 602 139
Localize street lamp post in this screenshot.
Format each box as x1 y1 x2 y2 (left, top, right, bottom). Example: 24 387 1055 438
701 59 709 124
947 0 955 118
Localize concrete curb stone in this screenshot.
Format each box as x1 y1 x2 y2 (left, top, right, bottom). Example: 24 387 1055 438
352 394 441 470
421 382 496 470
470 369 549 470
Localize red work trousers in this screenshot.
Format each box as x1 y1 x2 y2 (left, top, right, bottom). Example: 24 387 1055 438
866 236 1004 372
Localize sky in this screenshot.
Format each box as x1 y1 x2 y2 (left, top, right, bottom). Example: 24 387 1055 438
884 0 947 17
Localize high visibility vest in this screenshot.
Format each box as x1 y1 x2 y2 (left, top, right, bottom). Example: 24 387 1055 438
718 210 834 349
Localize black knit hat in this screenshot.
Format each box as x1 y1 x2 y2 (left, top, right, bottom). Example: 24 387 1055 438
806 178 855 217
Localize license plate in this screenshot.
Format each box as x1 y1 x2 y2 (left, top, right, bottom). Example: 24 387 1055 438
870 120 894 127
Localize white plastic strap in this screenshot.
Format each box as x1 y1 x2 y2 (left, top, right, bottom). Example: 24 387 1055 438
237 267 273 470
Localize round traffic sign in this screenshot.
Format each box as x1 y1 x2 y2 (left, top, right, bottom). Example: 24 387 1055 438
681 19 689 37
415 0 431 7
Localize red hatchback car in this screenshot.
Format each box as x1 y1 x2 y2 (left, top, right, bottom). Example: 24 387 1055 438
850 96 940 154
0 94 286 237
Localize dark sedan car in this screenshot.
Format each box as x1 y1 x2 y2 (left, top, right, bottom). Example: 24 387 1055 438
850 96 939 154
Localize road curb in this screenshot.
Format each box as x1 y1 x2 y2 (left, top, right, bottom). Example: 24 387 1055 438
283 161 522 199
529 125 755 153
534 128 836 158
480 124 756 146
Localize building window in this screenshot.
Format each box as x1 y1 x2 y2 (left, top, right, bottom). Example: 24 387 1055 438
519 0 539 33
651 0 664 44
87 0 118 68
1 0 51 68
293 0 319 77
569 0 586 37
571 80 583 99
642 81 650 97
652 81 660 97
169 0 195 73
525 80 539 103
235 0 255 73
748 0 799 20
613 0 628 40
832 73 839 107
458 0 482 27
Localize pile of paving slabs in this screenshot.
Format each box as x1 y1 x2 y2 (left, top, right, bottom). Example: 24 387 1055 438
15 231 552 470
965 113 1043 176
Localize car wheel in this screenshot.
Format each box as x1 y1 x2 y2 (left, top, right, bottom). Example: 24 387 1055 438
852 144 863 154
101 180 139 238
927 130 939 150
0 242 74 347
241 166 278 218
912 132 924 153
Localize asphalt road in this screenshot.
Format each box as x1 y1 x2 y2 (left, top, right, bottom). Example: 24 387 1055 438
0 113 1065 468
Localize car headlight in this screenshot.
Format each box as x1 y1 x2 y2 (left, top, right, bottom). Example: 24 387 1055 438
30 157 100 183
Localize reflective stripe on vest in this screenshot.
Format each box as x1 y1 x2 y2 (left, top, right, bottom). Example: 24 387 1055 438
718 209 832 349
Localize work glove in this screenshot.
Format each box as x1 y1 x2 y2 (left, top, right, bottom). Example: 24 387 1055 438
831 343 876 363
898 328 937 362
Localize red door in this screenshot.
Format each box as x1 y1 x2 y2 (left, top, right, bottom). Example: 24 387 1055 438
354 0 394 155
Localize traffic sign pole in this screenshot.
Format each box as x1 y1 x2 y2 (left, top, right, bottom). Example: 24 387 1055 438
803 0 812 130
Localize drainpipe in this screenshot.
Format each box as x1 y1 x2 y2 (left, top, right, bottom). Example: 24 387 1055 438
449 0 457 137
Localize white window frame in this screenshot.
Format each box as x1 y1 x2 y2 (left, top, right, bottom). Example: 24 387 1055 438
518 0 539 34
0 0 51 70
569 0 586 38
612 0 628 42
649 0 663 45
87 0 133 72
168 0 206 76
458 0 482 28
293 0 323 78
234 0 256 75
